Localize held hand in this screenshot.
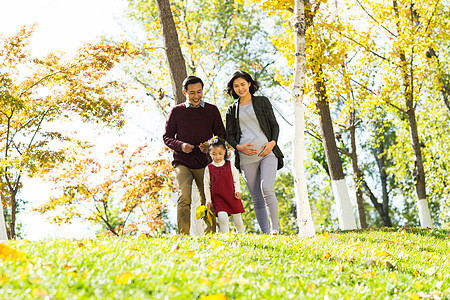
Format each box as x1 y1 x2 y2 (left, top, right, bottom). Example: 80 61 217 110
181 143 195 153
258 141 276 156
206 202 212 209
235 192 241 200
198 142 208 154
236 144 257 156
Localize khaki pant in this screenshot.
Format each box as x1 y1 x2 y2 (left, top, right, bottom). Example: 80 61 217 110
174 165 216 235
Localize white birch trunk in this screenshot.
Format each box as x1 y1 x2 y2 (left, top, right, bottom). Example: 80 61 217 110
292 0 315 238
331 179 357 230
190 182 207 236
417 198 433 227
0 196 8 240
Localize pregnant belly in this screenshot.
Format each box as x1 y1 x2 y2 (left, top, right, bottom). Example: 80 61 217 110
239 138 267 156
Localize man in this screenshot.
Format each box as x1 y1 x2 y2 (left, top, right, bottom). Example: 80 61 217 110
163 76 225 235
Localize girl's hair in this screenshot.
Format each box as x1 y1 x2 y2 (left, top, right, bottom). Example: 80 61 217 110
226 70 260 99
208 137 228 160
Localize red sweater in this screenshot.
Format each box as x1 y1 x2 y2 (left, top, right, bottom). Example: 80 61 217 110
163 102 225 169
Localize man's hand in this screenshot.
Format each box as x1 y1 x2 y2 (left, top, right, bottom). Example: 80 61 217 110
198 142 208 154
206 202 212 209
181 143 195 153
235 192 241 200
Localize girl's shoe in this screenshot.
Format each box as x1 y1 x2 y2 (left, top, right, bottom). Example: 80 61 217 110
270 230 279 235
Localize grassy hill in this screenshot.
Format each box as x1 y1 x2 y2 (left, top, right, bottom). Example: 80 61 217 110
0 227 448 299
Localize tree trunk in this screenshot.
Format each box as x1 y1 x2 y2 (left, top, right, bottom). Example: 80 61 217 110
0 195 8 240
343 121 393 227
373 125 393 227
155 0 206 235
292 0 315 238
155 0 188 105
439 75 450 114
314 69 357 230
393 0 432 227
405 103 432 227
9 192 17 239
349 113 367 228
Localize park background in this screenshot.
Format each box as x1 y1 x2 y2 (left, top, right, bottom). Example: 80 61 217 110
1 0 449 240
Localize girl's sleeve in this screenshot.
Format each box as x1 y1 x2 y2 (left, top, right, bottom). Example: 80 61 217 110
231 164 241 194
204 166 212 205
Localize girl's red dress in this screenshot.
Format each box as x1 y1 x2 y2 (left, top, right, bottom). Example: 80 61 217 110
207 160 245 216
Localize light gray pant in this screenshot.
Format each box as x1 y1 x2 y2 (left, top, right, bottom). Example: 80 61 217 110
241 155 279 234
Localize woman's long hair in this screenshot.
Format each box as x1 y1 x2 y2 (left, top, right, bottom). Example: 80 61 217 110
226 70 260 99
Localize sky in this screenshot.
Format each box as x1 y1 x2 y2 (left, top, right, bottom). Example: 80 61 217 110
0 0 160 240
0 0 126 56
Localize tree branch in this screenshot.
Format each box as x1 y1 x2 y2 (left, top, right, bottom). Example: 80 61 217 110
355 0 398 37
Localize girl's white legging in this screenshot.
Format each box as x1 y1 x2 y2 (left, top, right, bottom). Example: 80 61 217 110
217 211 245 234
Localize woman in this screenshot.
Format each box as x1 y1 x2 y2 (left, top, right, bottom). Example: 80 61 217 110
225 70 284 235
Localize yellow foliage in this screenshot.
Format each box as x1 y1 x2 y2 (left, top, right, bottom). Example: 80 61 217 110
196 205 207 220
0 243 27 261
34 145 174 236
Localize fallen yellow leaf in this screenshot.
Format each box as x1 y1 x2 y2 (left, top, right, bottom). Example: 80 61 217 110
409 292 421 300
361 271 376 279
307 283 317 292
0 273 8 284
414 281 422 289
184 250 195 258
115 271 134 284
375 250 391 257
200 294 228 300
32 289 49 298
320 252 331 260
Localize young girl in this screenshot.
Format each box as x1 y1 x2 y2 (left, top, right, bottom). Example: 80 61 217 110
204 138 245 234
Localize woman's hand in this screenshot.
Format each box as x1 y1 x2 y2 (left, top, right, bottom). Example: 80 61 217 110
258 140 276 156
236 144 257 156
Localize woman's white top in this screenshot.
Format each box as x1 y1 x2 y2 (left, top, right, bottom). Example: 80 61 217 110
238 102 274 165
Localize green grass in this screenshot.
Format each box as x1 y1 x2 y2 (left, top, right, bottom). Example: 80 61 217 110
0 227 448 299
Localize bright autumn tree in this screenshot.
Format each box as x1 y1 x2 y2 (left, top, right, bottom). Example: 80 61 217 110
336 0 450 227
155 0 187 104
124 0 281 113
34 145 175 235
0 26 139 239
262 0 358 230
290 0 315 237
